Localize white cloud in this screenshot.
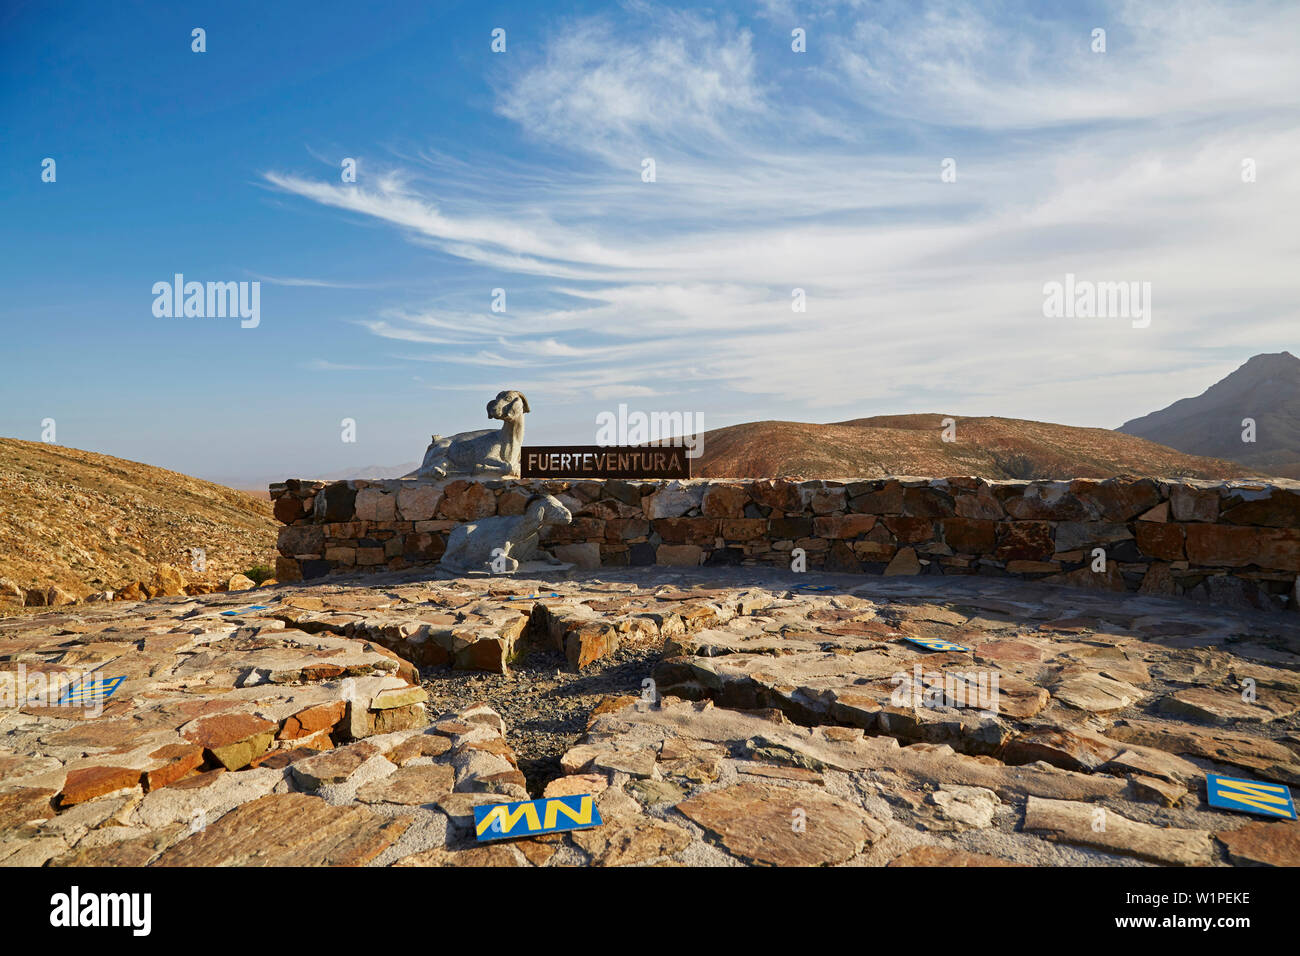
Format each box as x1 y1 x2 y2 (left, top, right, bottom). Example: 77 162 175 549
265 0 1300 423
833 0 1300 129
253 274 376 289
302 359 400 371
496 11 768 162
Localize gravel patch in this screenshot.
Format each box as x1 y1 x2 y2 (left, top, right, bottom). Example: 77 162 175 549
421 644 662 796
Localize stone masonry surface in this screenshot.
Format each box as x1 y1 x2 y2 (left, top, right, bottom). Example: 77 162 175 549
1 563 1299 867
270 476 1300 613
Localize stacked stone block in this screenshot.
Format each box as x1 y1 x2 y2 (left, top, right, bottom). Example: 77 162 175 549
271 476 1300 610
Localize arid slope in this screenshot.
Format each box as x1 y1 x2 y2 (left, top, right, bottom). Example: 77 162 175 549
0 438 277 597
696 414 1259 480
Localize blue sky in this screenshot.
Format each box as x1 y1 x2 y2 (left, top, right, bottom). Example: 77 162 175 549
1 0 1296 486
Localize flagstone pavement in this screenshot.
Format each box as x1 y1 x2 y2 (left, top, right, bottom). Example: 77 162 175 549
2 565 1298 867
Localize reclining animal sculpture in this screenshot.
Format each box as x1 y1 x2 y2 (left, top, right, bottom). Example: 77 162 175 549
407 390 529 480
439 494 573 573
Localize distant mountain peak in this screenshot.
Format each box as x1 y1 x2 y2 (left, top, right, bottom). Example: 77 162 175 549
1117 351 1300 478
1238 350 1298 371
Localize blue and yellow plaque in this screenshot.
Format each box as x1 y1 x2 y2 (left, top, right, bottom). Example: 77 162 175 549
473 794 604 841
220 604 271 617
58 675 126 707
1205 773 1296 820
903 636 971 653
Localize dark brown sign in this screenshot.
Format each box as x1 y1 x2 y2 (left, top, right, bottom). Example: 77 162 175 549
521 445 692 479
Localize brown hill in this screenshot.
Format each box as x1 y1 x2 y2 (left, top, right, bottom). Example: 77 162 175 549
0 438 278 601
696 414 1261 480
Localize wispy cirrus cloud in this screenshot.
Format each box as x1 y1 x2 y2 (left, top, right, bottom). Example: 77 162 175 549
496 9 769 162
263 0 1300 425
301 359 402 371
252 274 376 289
832 0 1300 129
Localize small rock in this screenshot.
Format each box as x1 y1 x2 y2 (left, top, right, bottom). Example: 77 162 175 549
394 844 526 867
884 547 922 576
676 782 886 866
626 779 685 806
887 846 1023 866
290 741 380 790
925 785 999 830
1216 820 1300 867
1024 796 1213 865
1052 674 1144 713
150 565 188 597
1128 775 1187 807
182 712 277 771
58 766 142 807
543 773 609 799
571 816 692 866
153 793 409 866
356 764 454 805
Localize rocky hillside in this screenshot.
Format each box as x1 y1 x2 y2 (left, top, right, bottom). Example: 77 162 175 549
1119 351 1300 478
0 438 278 605
696 414 1259 480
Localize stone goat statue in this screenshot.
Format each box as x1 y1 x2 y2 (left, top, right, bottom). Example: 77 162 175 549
439 494 573 574
407 390 529 480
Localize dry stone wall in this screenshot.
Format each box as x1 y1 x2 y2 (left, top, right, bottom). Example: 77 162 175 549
270 476 1300 611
